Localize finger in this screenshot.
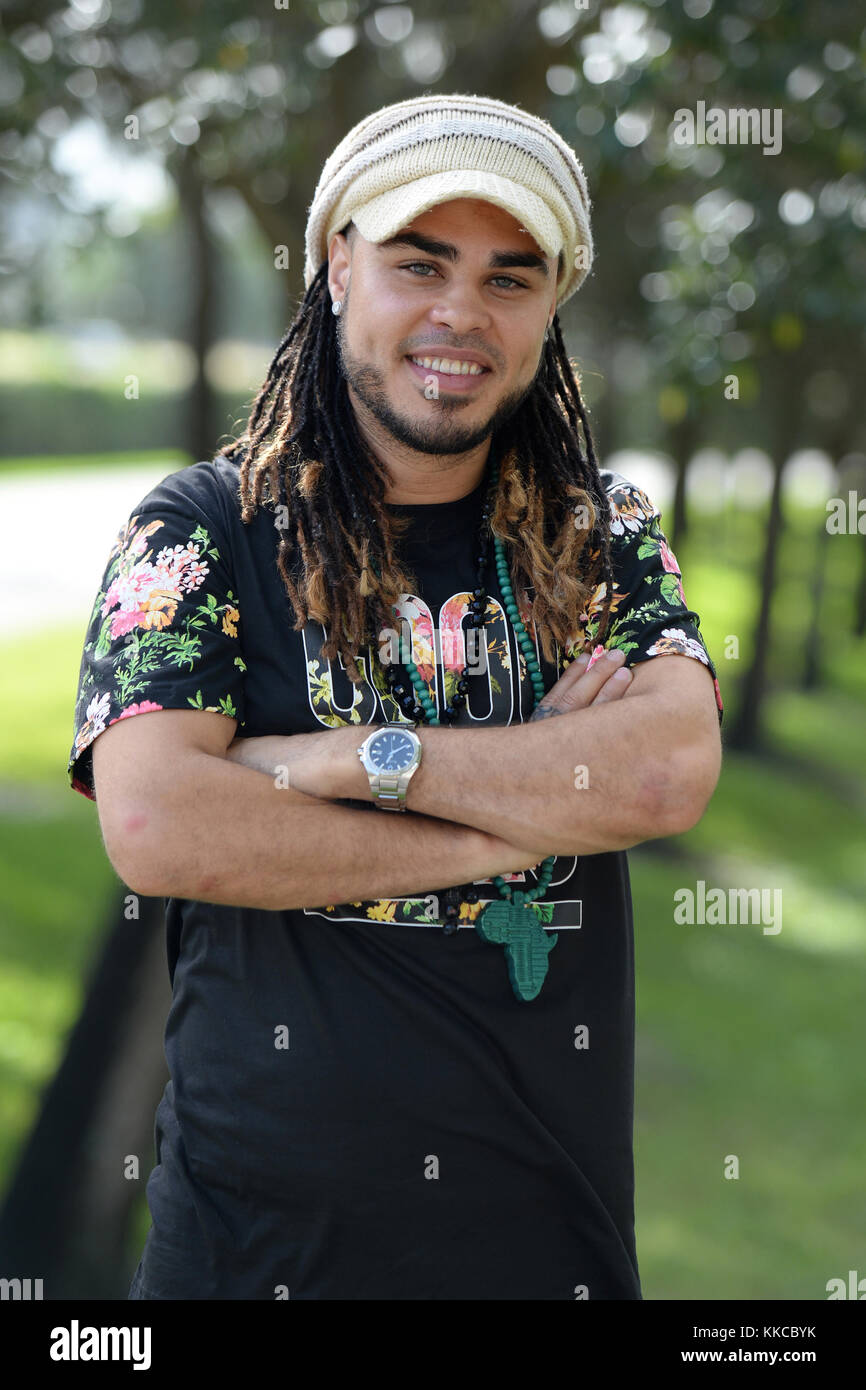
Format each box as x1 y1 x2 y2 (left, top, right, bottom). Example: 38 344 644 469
590 666 633 703
558 647 627 709
543 652 589 691
532 649 626 716
527 653 584 714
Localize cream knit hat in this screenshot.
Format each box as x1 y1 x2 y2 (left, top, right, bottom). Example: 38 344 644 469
304 94 594 308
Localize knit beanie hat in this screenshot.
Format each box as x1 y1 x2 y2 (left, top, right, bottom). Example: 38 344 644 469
304 93 593 309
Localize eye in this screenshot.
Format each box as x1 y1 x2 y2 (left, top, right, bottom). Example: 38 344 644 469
399 262 528 290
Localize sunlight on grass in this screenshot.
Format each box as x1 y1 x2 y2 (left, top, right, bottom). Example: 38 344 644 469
0 449 186 479
677 850 864 956
630 839 865 1298
769 688 866 785
0 625 106 784
687 750 863 899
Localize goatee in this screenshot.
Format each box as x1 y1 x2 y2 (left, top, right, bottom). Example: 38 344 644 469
335 309 538 457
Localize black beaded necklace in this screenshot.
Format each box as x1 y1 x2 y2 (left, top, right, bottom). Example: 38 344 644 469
378 453 559 1002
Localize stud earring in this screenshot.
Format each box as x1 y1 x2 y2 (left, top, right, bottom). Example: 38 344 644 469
332 300 342 316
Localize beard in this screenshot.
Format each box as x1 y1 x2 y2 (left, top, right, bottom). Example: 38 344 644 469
335 294 539 457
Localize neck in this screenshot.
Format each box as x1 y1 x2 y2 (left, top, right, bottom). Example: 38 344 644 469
348 390 493 505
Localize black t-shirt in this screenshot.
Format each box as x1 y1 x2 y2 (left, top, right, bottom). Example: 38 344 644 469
68 453 723 1300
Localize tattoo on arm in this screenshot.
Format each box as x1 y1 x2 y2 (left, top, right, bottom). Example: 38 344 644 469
529 703 565 722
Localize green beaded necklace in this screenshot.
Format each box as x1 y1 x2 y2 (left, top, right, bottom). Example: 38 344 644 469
386 455 559 1003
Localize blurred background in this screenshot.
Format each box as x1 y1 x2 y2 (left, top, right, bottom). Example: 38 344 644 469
1 0 864 1300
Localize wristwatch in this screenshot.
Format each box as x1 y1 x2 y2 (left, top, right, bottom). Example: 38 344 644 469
357 722 423 811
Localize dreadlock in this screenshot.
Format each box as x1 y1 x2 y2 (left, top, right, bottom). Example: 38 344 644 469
221 246 616 682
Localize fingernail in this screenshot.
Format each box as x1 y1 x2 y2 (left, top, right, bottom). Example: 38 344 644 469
605 647 625 662
612 667 631 680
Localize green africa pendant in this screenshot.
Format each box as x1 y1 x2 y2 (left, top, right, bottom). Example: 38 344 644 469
475 892 558 1002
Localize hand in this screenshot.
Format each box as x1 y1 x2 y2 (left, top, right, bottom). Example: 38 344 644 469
477 828 552 875
225 728 350 779
529 645 633 721
226 725 370 801
226 722 361 789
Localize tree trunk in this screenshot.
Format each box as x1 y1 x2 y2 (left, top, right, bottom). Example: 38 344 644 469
726 371 803 750
726 455 784 750
177 145 217 462
803 415 858 686
855 528 866 638
669 410 697 548
802 516 830 690
0 892 171 1298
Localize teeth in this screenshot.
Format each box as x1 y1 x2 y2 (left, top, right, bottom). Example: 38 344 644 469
409 356 485 376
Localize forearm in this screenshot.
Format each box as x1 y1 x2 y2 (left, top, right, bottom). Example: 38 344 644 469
226 654 720 859
401 706 668 856
123 751 541 911
323 695 706 857
396 674 718 855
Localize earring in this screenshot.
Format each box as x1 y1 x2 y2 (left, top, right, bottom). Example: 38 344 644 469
332 300 342 316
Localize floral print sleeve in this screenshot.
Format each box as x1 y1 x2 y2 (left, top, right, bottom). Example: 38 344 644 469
575 473 723 725
68 503 247 801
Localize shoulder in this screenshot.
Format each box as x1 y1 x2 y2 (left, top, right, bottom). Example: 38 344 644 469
126 454 245 545
597 468 661 538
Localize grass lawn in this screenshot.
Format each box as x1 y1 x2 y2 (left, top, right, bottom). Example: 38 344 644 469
0 449 189 481
1 457 863 1297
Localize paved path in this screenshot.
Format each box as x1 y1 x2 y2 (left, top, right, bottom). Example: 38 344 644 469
2 462 183 639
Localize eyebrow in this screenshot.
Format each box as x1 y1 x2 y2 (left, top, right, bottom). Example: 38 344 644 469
378 230 550 277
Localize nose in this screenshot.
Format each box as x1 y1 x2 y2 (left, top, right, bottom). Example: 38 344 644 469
427 278 493 338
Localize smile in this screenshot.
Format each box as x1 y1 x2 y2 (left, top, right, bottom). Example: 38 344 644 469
408 355 486 376
405 355 490 391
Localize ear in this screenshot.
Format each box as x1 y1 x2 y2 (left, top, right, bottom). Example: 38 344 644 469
327 231 352 303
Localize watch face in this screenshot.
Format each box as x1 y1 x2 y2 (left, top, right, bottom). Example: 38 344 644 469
369 730 416 772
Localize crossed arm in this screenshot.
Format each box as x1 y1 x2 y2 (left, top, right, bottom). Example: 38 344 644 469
227 647 722 859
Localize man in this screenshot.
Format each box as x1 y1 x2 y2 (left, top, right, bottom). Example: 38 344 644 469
68 94 723 1300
